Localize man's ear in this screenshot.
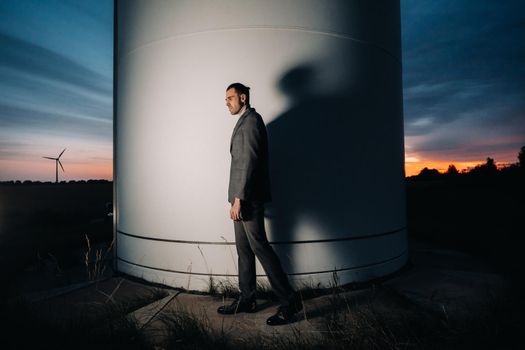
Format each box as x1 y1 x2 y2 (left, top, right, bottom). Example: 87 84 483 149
240 93 246 104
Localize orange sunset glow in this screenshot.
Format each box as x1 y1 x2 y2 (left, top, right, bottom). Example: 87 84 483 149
405 159 481 177
1 154 520 181
0 158 112 182
404 146 522 177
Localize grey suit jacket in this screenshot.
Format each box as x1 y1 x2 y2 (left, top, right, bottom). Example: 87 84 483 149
228 106 272 204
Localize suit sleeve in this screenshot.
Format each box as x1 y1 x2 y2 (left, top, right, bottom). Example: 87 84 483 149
234 117 263 201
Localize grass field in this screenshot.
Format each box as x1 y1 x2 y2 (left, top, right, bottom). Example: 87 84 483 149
0 174 523 348
406 172 524 292
1 174 523 291
0 181 113 297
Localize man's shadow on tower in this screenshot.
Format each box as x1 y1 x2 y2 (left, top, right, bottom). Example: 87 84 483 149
265 65 385 272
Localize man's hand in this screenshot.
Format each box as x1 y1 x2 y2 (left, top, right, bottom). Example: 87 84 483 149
230 197 242 221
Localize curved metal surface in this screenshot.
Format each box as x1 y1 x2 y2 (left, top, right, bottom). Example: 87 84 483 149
115 0 406 290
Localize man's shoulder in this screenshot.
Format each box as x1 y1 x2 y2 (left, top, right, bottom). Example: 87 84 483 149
245 108 264 125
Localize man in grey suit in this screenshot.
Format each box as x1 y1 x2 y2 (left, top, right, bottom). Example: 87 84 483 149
217 82 302 325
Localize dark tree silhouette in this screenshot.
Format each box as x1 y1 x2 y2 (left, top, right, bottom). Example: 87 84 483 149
483 157 497 171
446 164 459 176
518 146 525 168
470 157 498 176
417 167 441 179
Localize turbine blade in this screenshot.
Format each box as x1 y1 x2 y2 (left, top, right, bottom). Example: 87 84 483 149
58 159 65 172
43 157 56 160
58 148 66 158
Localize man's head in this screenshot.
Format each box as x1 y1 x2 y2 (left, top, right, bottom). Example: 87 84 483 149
226 83 250 115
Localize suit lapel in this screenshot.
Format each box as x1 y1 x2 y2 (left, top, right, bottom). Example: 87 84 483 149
230 107 252 151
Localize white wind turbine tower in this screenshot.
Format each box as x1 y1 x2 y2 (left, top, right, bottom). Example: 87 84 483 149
43 148 66 183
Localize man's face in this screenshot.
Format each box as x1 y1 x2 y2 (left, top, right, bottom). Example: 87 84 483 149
225 88 246 115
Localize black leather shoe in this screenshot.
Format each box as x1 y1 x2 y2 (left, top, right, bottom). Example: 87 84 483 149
217 298 257 315
266 300 303 326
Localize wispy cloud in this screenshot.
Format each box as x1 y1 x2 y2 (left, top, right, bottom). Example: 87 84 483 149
0 33 111 96
0 0 113 180
402 0 525 167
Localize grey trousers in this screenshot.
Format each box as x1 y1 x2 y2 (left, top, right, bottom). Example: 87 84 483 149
234 200 294 306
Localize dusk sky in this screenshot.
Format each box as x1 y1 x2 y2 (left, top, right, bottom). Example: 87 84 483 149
0 0 524 181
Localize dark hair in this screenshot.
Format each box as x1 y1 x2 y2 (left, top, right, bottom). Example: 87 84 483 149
227 82 250 104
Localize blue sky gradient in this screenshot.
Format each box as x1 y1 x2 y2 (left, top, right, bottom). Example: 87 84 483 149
0 0 113 181
401 0 525 170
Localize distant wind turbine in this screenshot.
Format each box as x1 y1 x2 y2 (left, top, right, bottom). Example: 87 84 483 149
43 148 66 183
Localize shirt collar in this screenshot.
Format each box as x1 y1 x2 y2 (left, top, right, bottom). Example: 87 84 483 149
235 104 250 117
